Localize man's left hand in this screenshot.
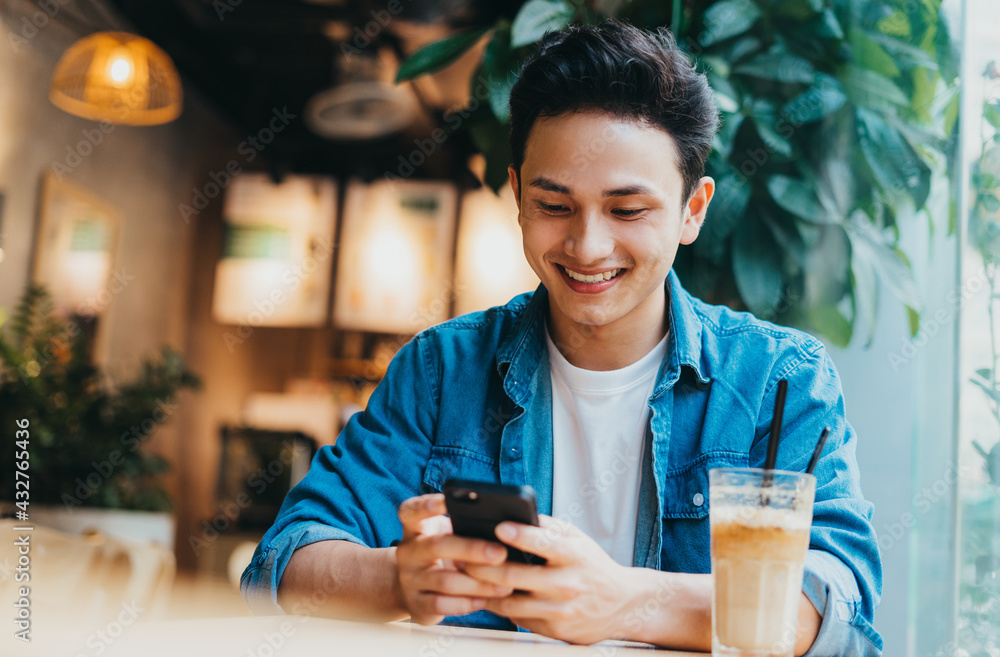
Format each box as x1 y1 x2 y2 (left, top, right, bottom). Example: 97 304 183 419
461 515 634 644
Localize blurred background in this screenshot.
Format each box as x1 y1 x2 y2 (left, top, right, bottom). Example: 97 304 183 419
0 0 997 655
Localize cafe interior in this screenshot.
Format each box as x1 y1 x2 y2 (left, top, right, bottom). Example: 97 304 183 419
0 0 998 654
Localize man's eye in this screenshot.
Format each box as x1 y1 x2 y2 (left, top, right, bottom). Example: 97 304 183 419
538 202 568 213
612 208 646 218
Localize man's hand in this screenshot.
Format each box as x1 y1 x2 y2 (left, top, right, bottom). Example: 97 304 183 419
395 494 513 625
462 515 634 644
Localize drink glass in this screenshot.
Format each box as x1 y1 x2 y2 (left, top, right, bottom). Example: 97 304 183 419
709 468 815 657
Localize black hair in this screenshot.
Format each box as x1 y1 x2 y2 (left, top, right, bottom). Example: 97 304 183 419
508 20 719 201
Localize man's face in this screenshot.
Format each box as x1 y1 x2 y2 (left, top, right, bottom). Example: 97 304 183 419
509 110 713 340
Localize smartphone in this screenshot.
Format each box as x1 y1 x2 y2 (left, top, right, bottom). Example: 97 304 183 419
443 479 547 565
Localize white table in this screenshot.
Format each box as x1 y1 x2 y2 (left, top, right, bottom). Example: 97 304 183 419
95 615 706 656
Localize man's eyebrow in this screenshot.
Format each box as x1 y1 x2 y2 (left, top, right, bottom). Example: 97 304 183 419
528 177 570 194
527 177 655 198
603 184 656 198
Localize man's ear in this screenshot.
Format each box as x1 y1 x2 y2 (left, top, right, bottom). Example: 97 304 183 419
508 165 521 211
680 176 715 245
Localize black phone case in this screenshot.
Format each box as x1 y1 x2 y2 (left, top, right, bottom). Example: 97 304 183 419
443 479 547 565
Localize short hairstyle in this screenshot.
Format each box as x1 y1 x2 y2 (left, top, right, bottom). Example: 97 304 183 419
508 20 719 202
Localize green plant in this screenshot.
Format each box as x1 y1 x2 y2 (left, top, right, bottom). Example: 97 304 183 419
958 58 1000 657
397 0 959 346
0 285 200 512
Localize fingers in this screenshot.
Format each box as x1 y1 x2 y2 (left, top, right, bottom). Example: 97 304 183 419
398 494 447 540
484 593 564 621
415 569 513 599
462 561 551 594
412 593 488 622
494 517 575 563
406 533 509 568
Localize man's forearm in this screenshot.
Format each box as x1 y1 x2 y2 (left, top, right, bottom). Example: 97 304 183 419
277 540 409 622
621 569 820 656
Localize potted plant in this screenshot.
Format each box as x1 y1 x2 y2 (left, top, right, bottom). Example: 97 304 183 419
0 285 200 546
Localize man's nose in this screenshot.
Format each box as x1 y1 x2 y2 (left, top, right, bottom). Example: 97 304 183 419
564 211 615 265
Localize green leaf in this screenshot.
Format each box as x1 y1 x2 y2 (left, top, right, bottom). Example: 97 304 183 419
781 74 847 124
980 194 1000 214
818 8 844 40
698 173 750 264
752 118 793 158
771 0 820 19
846 215 922 311
807 305 852 348
985 103 1000 130
712 75 741 113
943 92 960 137
732 214 786 318
842 65 909 111
699 0 762 47
482 24 517 123
850 239 879 346
511 0 574 49
906 305 920 338
396 28 489 82
865 31 938 71
849 31 900 78
767 175 837 223
736 52 816 84
856 109 932 210
976 368 993 380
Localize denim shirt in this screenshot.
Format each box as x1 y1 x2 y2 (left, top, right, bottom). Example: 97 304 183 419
242 270 884 656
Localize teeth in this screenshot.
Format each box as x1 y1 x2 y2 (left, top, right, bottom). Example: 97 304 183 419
565 267 621 283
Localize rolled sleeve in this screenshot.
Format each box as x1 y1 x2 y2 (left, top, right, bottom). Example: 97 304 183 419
240 522 367 615
802 550 883 657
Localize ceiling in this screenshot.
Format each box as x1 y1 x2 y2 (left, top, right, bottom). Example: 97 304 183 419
98 0 526 185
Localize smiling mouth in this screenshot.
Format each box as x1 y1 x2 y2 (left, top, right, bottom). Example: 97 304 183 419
560 265 625 284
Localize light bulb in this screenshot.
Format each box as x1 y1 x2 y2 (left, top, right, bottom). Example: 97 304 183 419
107 50 133 86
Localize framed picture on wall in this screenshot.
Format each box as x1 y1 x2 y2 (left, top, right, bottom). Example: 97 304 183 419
33 174 121 319
332 178 458 335
211 173 338 327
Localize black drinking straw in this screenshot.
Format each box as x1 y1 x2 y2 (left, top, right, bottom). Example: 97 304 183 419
805 427 830 475
762 379 788 488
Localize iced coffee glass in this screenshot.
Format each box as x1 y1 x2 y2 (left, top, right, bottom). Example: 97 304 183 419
709 468 816 657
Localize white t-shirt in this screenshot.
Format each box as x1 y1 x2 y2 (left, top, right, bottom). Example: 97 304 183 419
546 327 669 566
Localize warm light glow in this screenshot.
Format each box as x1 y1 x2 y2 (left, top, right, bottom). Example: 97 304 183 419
0 247 5 264
363 223 421 305
50 32 183 126
454 185 539 316
107 50 133 86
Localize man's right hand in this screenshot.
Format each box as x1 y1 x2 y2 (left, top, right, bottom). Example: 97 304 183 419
395 493 513 625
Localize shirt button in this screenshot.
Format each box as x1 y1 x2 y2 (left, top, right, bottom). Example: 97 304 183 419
692 493 705 507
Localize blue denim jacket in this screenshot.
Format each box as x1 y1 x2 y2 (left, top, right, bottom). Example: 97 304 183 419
242 270 883 656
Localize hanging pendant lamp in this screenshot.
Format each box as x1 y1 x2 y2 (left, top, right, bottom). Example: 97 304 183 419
50 31 183 126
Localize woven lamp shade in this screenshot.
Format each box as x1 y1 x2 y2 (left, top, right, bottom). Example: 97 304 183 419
50 31 183 126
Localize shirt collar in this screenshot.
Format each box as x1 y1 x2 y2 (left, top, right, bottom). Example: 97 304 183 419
496 269 709 403
658 269 710 394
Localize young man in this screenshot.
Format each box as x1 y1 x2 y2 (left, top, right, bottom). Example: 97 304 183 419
242 21 882 656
